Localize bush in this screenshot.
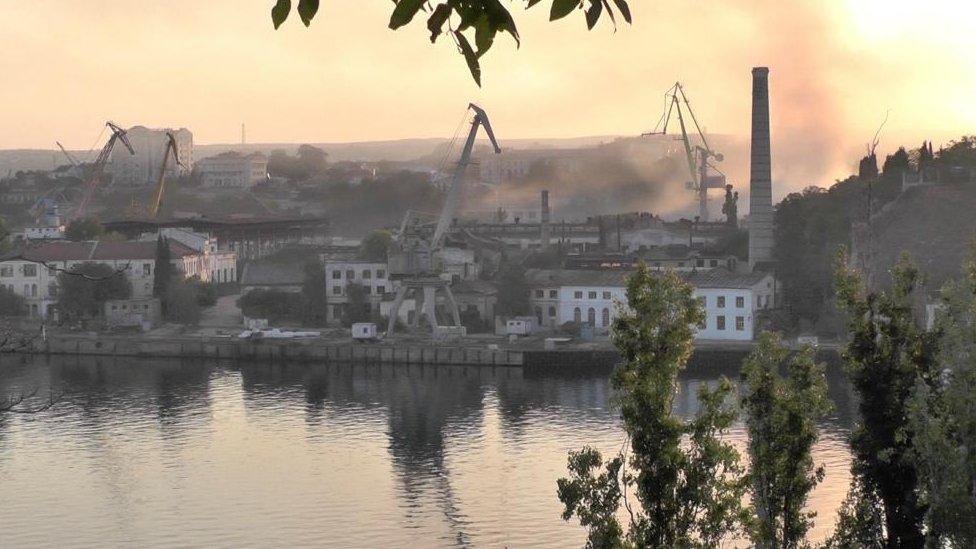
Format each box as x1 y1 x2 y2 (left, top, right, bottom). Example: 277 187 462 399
237 289 303 323
163 279 201 324
0 286 26 317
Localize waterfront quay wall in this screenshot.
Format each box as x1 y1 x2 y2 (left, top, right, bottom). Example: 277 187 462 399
35 334 523 367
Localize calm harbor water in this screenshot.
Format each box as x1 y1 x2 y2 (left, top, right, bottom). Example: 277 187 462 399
0 355 855 548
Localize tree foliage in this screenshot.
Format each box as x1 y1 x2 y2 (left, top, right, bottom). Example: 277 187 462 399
906 243 976 546
64 217 104 242
494 261 530 316
833 249 936 547
359 230 392 262
557 265 746 547
238 289 304 323
741 332 831 548
0 285 26 317
153 236 174 299
163 278 202 324
269 0 631 86
57 263 131 320
301 260 329 326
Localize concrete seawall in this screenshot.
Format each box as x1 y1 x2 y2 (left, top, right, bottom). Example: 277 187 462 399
33 334 524 367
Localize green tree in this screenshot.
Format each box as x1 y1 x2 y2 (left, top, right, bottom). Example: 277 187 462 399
153 236 174 299
740 332 832 548
0 215 10 253
341 282 373 326
270 0 632 86
301 260 328 326
297 144 328 175
64 217 104 242
0 285 26 317
833 250 936 547
359 230 392 262
57 263 131 320
163 278 202 324
557 265 746 547
495 262 530 316
237 289 303 322
906 244 976 546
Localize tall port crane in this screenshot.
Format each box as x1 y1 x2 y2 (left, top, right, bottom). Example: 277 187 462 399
386 103 501 335
56 141 81 168
148 132 183 218
645 82 727 221
75 121 134 219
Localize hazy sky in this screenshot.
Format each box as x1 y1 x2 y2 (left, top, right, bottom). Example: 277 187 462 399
2 0 974 188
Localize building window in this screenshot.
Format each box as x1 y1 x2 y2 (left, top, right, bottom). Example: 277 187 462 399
602 308 610 326
717 315 726 330
736 296 745 308
736 316 745 331
0 266 12 277
333 286 342 295
346 269 355 280
362 270 371 279
602 291 611 299
696 259 705 267
587 307 596 326
548 306 556 317
573 307 582 323
534 306 542 322
710 259 719 267
31 284 37 297
143 263 152 276
535 289 544 298
332 270 341 280
22 264 37 277
717 296 726 308
588 291 597 299
377 285 386 294
377 269 386 279
549 290 557 298
574 291 583 299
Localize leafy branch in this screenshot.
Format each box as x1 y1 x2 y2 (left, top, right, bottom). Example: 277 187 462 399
269 0 632 86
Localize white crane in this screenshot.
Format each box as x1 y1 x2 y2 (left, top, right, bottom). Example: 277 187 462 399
386 104 501 335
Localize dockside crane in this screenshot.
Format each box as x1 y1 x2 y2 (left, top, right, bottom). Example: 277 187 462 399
645 82 728 221
148 132 184 218
386 103 501 336
56 141 81 168
75 121 134 219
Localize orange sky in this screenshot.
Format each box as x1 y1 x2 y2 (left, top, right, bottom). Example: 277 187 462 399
2 0 974 187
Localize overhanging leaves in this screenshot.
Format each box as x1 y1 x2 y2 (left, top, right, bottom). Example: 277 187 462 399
271 0 291 29
297 0 319 27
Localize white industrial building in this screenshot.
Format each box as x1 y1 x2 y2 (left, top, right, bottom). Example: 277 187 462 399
195 152 268 189
109 126 193 186
323 260 391 323
526 268 775 341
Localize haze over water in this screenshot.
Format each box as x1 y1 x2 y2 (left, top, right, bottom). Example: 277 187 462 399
0 356 854 548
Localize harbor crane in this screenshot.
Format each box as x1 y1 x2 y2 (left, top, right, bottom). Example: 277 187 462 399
645 82 728 221
56 141 81 168
386 103 501 336
75 121 134 219
148 132 183 218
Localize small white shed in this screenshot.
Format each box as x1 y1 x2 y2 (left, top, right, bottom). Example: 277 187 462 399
352 322 378 340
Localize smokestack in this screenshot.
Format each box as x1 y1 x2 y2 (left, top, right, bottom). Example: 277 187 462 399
749 67 774 269
540 190 551 250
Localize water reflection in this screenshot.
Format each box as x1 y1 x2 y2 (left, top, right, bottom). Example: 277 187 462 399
0 355 854 548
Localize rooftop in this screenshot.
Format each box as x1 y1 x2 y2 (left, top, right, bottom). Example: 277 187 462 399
1 239 198 263
240 262 305 287
526 267 771 290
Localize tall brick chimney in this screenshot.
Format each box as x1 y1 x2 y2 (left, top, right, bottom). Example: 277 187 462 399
540 190 551 249
748 67 774 269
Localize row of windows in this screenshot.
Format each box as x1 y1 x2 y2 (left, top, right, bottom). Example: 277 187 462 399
707 315 746 331
0 264 37 277
699 295 746 309
332 284 387 296
330 269 386 280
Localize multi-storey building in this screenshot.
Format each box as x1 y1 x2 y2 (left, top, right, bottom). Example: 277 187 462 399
526 268 774 341
0 239 225 319
195 152 268 189
323 260 391 323
109 126 193 186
